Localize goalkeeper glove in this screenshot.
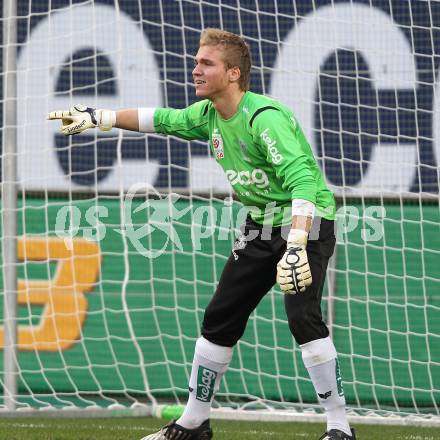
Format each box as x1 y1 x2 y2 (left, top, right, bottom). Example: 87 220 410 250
276 229 312 294
48 104 115 135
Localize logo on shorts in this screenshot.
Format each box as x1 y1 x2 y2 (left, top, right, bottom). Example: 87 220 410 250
232 234 247 260
196 366 217 402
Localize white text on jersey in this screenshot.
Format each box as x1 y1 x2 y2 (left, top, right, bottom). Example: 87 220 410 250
260 128 283 164
225 169 269 189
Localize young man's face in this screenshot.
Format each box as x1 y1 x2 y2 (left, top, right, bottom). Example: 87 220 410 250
193 45 237 100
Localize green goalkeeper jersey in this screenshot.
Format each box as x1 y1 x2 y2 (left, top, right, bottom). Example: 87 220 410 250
154 91 336 226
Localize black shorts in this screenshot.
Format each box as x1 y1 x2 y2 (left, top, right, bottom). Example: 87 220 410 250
201 216 336 347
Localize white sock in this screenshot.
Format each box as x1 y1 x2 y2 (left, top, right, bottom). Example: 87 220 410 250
177 337 233 429
301 337 351 436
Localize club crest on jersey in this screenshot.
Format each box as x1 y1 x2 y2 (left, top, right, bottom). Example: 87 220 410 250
212 129 224 160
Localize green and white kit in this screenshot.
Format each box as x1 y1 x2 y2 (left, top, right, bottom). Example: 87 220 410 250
154 91 336 226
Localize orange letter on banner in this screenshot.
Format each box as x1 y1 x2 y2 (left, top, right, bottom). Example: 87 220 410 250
0 237 101 351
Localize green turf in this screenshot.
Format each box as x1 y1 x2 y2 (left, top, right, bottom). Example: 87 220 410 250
0 417 439 440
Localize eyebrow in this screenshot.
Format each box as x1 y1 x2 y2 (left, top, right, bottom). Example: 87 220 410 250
194 56 214 64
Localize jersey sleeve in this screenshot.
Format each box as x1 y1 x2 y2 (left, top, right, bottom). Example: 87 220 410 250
252 109 318 203
154 100 210 141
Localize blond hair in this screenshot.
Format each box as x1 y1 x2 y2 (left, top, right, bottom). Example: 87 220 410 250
200 28 251 91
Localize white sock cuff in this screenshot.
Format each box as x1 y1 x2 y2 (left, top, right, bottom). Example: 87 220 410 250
138 107 156 132
195 337 233 364
300 336 337 368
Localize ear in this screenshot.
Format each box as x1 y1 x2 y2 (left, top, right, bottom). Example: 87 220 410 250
228 66 241 84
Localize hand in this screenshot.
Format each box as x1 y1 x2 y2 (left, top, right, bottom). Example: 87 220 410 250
48 104 114 135
276 229 312 294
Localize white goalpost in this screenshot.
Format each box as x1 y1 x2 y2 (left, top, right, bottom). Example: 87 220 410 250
1 0 439 428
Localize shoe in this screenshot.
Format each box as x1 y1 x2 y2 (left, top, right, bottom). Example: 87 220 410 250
319 428 356 440
140 419 213 440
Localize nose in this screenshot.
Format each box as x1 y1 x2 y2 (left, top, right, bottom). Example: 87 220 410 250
193 64 201 76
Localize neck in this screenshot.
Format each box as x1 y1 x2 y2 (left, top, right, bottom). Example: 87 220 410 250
212 90 246 119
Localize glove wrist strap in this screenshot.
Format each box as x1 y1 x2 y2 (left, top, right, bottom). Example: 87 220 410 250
287 229 308 247
97 109 116 131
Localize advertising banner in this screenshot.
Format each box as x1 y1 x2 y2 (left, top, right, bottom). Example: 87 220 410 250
0 197 437 407
4 0 439 194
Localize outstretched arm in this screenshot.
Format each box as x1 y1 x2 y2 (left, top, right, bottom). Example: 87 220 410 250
47 105 156 135
48 102 209 141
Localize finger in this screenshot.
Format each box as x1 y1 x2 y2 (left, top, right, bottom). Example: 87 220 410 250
48 110 64 120
47 110 72 120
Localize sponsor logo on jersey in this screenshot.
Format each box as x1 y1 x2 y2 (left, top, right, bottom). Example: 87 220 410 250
225 168 269 189
212 128 224 160
260 128 283 164
196 366 217 402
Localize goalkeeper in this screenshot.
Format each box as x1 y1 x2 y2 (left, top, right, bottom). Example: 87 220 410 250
48 28 355 440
